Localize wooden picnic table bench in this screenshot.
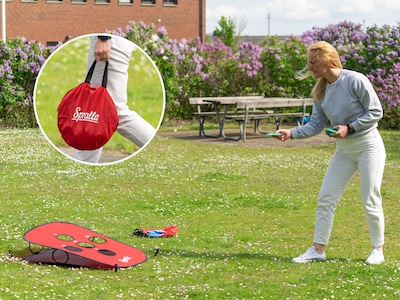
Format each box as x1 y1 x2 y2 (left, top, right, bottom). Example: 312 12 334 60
189 96 314 141
189 96 264 138
227 98 314 141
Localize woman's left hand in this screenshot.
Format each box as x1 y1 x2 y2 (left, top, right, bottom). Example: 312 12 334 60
330 125 349 138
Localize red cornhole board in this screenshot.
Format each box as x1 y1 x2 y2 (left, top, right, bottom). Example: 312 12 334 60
23 222 147 269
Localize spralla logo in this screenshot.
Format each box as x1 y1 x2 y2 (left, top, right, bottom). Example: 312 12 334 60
71 106 100 123
118 256 132 263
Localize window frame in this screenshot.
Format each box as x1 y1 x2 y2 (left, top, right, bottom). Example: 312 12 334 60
163 0 177 4
71 0 87 4
141 0 155 5
95 0 110 4
118 0 133 5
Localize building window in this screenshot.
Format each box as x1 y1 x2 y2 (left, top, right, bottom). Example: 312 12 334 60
119 0 133 4
71 0 87 3
141 0 155 4
163 0 176 4
95 0 110 3
47 41 59 47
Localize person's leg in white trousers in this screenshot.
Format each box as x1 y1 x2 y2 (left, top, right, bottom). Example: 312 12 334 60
75 36 157 163
313 129 386 247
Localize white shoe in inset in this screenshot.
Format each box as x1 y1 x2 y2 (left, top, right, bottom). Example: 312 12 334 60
365 248 384 265
292 246 326 263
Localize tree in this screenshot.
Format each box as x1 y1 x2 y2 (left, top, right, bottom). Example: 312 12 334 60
214 16 237 49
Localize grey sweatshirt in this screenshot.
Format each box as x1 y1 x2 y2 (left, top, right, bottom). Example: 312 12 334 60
291 69 383 139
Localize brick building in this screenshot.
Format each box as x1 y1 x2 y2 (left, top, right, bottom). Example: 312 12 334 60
1 0 206 45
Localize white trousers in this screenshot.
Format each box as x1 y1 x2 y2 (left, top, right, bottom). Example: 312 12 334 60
75 36 156 163
314 129 386 247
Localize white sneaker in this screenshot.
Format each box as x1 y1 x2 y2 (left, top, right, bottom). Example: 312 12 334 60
292 246 326 264
365 248 384 265
292 246 326 263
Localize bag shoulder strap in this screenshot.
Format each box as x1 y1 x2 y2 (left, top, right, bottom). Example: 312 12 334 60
84 61 108 88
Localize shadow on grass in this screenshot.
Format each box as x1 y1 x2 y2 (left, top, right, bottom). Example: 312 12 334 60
154 248 367 265
11 242 367 269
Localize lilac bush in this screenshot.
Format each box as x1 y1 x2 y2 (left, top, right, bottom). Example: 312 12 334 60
1 20 399 127
81 21 400 122
0 37 52 126
300 21 400 127
116 22 268 118
186 38 265 97
113 21 192 117
301 21 400 107
260 36 314 98
118 20 399 121
0 37 48 108
301 20 366 51
172 38 267 116
358 25 400 107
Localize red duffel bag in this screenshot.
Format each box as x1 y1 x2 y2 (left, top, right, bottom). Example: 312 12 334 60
57 61 118 150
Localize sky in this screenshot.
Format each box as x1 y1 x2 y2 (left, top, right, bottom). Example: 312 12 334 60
206 0 400 36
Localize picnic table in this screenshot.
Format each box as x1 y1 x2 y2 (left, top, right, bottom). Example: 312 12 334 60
189 96 314 141
189 96 264 140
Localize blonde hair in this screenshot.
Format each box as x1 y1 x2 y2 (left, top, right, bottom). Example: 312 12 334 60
295 41 342 101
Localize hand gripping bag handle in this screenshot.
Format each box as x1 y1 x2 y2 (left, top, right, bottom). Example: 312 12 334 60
84 60 108 88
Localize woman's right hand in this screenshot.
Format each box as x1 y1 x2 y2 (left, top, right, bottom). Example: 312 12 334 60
94 39 111 62
277 129 292 141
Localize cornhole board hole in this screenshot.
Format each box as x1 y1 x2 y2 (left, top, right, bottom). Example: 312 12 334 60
23 222 147 270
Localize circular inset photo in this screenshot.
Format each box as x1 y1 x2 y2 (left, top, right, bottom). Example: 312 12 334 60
34 34 165 165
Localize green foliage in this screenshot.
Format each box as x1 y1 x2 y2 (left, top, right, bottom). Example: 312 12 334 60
0 37 50 126
2 21 400 129
260 36 315 98
0 101 36 128
214 16 237 50
379 105 400 130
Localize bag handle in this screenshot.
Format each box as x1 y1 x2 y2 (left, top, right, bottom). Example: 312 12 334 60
84 60 108 88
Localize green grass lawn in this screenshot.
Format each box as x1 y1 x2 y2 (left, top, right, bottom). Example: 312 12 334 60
34 36 164 155
0 127 399 299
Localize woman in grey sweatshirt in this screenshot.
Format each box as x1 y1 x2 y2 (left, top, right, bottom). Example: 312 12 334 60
278 41 386 265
